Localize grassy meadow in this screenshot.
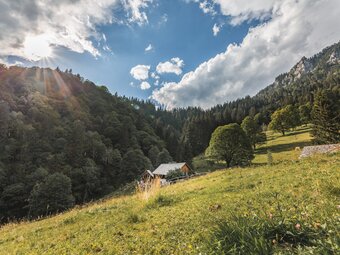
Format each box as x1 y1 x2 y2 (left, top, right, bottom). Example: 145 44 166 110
0 127 339 254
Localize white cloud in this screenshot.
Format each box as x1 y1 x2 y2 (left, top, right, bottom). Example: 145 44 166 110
130 64 150 80
140 81 151 90
151 72 160 79
0 0 152 61
145 44 153 52
156 57 184 75
199 0 216 15
213 0 277 26
122 0 152 25
153 0 340 109
212 23 220 36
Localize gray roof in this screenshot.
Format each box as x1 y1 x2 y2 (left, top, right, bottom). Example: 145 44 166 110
145 170 154 178
299 144 340 159
153 162 187 176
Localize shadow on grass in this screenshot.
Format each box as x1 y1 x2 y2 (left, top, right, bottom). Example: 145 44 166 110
284 128 311 137
255 141 312 155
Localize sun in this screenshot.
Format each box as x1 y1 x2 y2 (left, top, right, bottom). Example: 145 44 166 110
24 34 53 61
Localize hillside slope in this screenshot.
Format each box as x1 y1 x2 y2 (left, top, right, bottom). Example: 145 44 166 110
0 130 339 254
0 66 174 222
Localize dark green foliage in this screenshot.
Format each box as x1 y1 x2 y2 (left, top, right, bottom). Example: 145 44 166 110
241 116 266 149
28 173 75 217
0 67 170 222
269 105 300 135
206 124 254 168
165 169 185 180
121 149 152 182
156 148 173 166
311 89 340 144
299 103 312 125
206 216 330 255
148 145 160 167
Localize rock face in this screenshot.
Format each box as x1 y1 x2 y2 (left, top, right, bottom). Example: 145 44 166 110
256 41 340 99
299 144 340 159
292 57 314 79
327 51 340 65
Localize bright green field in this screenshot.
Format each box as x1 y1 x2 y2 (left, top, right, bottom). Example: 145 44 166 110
0 128 339 254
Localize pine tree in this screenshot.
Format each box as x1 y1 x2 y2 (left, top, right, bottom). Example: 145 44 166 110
311 90 340 144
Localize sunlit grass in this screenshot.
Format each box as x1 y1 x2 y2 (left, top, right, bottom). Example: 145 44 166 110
253 125 312 165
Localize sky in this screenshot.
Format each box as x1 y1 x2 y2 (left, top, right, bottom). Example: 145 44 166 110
0 0 339 109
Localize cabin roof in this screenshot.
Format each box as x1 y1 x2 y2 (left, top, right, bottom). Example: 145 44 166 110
153 162 187 176
299 144 340 158
145 170 154 178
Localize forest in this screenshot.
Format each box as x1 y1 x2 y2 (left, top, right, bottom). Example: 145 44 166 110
0 42 339 223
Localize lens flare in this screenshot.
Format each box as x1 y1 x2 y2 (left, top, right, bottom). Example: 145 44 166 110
24 35 53 61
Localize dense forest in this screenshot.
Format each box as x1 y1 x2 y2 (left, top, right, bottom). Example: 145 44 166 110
0 42 339 222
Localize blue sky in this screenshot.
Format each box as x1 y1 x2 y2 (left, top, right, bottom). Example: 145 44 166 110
0 0 339 108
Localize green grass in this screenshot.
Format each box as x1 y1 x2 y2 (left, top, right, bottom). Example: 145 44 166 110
253 125 313 165
193 125 313 171
0 128 339 254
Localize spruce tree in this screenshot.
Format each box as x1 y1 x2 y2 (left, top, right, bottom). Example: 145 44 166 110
311 90 340 144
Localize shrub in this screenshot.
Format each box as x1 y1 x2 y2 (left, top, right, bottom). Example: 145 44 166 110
165 169 185 181
205 216 329 254
146 194 174 209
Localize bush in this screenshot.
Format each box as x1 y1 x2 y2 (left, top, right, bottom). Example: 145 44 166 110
165 169 185 180
205 216 330 254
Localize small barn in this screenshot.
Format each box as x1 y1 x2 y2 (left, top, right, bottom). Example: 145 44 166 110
152 162 192 179
141 170 154 182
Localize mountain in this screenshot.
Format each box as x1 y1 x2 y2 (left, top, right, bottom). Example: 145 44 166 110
255 41 340 105
0 42 339 222
147 42 340 157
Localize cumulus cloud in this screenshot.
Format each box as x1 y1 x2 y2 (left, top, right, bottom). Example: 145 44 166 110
212 23 220 36
130 64 150 80
153 0 340 109
156 57 184 75
140 81 151 90
0 0 152 61
145 44 153 52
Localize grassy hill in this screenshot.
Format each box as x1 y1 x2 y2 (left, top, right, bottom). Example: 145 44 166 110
0 128 339 254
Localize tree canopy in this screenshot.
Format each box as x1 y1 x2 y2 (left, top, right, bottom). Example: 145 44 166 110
206 123 254 168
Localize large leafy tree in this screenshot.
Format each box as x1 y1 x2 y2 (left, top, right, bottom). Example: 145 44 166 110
206 123 254 168
268 105 300 135
311 90 340 144
241 116 266 149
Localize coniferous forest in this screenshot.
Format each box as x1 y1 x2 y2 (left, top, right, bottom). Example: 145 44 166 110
0 42 339 223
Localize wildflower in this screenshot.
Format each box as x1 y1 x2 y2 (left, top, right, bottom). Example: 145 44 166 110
268 213 273 219
295 223 301 230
